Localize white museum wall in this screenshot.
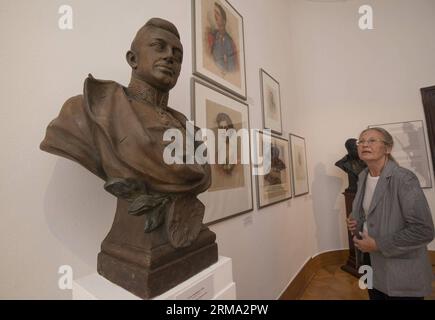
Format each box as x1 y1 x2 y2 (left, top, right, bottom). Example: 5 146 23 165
285 0 435 254
1 0 434 300
0 0 314 299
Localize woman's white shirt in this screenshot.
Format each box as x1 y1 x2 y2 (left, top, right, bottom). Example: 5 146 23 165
363 174 380 232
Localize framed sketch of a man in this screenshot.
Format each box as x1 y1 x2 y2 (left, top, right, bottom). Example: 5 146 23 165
255 131 292 208
193 0 247 99
192 78 253 224
260 68 283 135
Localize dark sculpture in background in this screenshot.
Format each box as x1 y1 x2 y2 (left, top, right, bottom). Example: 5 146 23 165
40 18 218 299
335 138 367 193
336 138 367 278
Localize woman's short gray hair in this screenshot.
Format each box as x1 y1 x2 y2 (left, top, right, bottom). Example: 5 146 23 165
360 127 394 147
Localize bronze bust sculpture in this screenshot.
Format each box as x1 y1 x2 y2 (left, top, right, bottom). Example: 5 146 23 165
335 138 367 193
40 18 218 299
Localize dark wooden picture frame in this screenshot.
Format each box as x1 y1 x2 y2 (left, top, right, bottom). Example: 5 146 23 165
290 134 310 197
421 86 435 177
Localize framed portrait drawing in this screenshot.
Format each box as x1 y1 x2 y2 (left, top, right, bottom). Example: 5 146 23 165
260 69 283 135
369 121 432 188
255 131 292 208
192 78 253 224
192 0 247 100
290 134 309 196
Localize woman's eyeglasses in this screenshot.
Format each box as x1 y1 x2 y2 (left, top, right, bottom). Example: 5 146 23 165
356 138 386 146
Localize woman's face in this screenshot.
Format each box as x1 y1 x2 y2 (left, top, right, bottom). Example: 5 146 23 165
357 129 391 164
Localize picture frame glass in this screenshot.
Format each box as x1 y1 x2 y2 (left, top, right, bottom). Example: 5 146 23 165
193 79 253 224
193 0 247 99
369 121 432 188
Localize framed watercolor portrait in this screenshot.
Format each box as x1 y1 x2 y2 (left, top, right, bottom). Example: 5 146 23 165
290 134 309 196
260 69 283 135
192 0 247 99
255 131 292 208
192 78 253 225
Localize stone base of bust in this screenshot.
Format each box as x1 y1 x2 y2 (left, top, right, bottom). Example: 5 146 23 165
97 199 218 299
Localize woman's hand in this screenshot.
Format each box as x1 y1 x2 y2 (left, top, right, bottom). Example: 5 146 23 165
353 230 378 253
347 217 357 233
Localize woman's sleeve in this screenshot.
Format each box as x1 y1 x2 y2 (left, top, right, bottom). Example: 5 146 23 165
376 172 434 258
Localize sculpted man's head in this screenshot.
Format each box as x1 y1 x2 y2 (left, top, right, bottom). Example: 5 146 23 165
127 18 183 92
345 138 358 159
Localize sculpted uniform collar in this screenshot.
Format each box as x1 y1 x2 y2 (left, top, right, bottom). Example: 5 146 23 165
84 75 188 127
126 77 169 109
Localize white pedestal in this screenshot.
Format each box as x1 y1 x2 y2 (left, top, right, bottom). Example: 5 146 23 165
73 256 236 300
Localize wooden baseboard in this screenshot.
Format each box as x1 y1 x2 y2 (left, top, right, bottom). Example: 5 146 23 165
279 250 435 300
430 251 435 265
279 250 348 300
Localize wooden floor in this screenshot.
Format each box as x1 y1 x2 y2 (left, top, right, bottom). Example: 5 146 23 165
300 264 435 300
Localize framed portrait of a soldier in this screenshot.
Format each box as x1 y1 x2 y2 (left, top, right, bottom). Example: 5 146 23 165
193 0 247 100
290 134 310 197
255 131 292 208
260 69 283 135
192 78 253 224
369 121 432 188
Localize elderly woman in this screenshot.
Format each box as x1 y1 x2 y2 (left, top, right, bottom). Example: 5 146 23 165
347 127 434 300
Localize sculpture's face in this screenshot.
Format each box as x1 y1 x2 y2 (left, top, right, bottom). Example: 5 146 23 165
133 27 183 92
347 140 359 158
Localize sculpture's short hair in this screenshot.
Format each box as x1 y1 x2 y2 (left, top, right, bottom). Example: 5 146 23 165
345 138 357 152
131 18 181 52
214 2 227 24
